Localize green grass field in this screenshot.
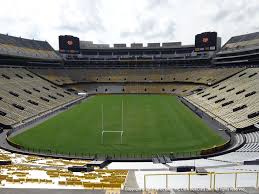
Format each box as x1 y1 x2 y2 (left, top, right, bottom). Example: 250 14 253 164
11 95 225 156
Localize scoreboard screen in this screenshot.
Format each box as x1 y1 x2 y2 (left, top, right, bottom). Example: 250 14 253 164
195 32 217 52
59 35 80 53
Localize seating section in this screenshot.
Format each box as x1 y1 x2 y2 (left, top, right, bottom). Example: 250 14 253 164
30 67 244 86
0 33 61 60
0 149 128 189
214 32 259 65
210 132 259 164
243 131 259 143
0 68 80 127
237 143 259 152
185 68 259 130
72 83 124 94
123 83 202 95
222 32 259 51
237 131 259 152
69 83 205 96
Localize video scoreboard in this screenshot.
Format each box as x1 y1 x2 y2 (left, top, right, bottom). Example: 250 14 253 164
59 35 80 54
195 32 217 52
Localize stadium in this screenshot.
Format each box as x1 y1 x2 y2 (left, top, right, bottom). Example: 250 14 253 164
1 2 259 194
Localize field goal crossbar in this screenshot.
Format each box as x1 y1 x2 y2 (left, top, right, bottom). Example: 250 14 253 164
100 100 124 145
101 130 124 144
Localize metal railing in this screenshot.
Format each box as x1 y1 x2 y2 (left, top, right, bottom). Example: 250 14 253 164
7 143 203 160
144 172 259 191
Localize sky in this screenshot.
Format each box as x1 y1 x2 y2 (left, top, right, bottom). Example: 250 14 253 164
0 0 259 49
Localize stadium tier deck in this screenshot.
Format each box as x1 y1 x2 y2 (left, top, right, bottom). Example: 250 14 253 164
0 148 128 190
221 31 259 51
185 68 259 130
71 83 205 96
0 67 81 127
0 33 61 60
214 32 259 65
29 67 245 85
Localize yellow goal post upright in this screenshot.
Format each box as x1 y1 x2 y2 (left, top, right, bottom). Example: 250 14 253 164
101 100 124 145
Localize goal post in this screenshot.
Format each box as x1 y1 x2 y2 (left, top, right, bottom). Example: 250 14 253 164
101 130 124 144
100 100 124 145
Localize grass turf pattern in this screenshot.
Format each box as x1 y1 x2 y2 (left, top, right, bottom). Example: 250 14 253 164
11 95 225 155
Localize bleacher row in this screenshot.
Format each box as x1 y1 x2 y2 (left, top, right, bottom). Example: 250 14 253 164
244 131 259 143
0 33 61 60
0 149 128 189
0 68 81 127
237 131 259 152
72 83 204 96
209 132 259 164
30 67 244 85
123 83 202 95
185 68 259 130
0 43 61 60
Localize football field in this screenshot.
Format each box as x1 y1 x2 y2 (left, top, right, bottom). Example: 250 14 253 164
11 95 225 156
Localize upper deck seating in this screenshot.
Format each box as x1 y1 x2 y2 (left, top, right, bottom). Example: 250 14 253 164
0 34 61 60
30 67 244 86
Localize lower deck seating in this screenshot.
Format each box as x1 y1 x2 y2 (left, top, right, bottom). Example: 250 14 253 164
0 149 128 190
68 83 205 96
185 68 259 130
237 131 259 152
0 68 81 127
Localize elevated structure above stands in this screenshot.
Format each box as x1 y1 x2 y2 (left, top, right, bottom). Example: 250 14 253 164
214 32 259 66
63 44 213 68
0 34 62 65
59 32 219 68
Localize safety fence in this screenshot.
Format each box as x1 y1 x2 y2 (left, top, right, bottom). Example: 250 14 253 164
144 172 259 191
4 138 203 160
